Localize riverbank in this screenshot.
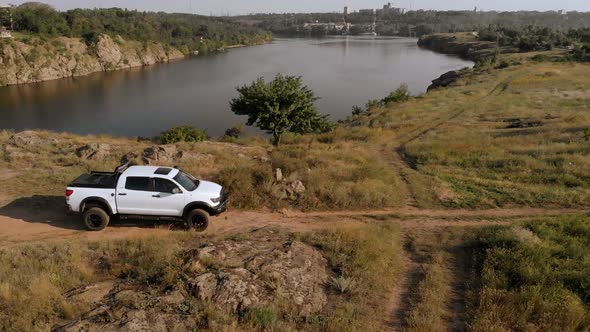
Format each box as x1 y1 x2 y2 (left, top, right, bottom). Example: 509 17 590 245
0 34 272 87
418 32 519 62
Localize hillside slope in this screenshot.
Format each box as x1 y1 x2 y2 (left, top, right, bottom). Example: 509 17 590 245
1 46 589 210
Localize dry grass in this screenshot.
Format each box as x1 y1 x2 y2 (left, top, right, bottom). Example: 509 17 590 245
362 60 590 209
301 222 402 331
0 224 402 331
466 216 590 331
401 230 464 332
0 234 187 331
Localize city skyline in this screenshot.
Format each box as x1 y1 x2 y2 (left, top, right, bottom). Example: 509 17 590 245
5 0 590 15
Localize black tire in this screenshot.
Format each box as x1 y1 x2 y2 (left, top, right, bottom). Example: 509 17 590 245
83 207 110 231
185 209 209 232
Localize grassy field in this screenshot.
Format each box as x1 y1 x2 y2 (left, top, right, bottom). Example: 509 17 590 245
466 216 590 331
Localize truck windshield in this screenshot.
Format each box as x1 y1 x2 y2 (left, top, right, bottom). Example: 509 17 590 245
173 172 199 192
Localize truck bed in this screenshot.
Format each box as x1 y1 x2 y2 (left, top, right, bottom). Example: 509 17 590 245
68 172 118 189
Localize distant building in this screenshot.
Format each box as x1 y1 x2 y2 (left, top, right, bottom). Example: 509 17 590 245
358 9 375 15
344 6 349 16
0 26 11 38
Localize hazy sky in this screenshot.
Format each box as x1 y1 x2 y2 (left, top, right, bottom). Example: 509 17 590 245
8 0 590 15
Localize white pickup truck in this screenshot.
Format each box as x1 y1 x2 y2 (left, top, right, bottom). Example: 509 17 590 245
65 163 228 232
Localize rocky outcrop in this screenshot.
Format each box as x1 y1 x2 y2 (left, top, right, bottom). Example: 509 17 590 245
0 34 185 86
418 33 518 62
54 228 330 331
75 143 112 160
428 68 471 91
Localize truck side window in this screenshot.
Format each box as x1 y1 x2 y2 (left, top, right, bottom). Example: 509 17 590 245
154 178 180 194
125 177 151 191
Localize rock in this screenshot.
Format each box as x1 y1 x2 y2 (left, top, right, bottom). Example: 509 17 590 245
185 238 328 317
121 152 139 164
75 143 111 160
428 70 464 91
142 145 178 164
8 131 54 147
65 281 116 307
213 268 270 313
275 168 283 182
188 273 217 302
290 180 306 194
95 34 123 70
159 290 185 306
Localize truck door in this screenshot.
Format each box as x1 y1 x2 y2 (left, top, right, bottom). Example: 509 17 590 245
116 176 157 215
151 178 186 217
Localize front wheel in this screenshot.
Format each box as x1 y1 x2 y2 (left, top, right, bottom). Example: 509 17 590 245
83 207 110 231
185 209 209 232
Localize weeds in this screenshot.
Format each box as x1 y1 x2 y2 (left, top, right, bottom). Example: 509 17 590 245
303 223 402 331
466 216 590 331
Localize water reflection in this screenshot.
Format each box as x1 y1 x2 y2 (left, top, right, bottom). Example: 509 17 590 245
0 37 472 137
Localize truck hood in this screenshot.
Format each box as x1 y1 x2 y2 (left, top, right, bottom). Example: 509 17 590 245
195 180 223 197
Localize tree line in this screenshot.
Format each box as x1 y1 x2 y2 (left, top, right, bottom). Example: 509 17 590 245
5 2 271 53
234 10 590 38
479 26 590 61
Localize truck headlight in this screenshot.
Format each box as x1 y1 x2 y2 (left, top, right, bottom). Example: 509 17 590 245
211 197 221 203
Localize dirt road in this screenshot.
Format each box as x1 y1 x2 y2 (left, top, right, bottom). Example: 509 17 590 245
0 195 584 248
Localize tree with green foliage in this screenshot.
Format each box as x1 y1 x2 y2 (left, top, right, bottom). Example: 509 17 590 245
159 126 208 144
230 74 333 146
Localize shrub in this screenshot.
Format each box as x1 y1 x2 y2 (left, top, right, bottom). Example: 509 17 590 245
224 124 244 139
159 126 208 144
381 84 411 104
584 128 590 141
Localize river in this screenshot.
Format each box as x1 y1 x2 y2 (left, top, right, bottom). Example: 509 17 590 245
0 37 472 137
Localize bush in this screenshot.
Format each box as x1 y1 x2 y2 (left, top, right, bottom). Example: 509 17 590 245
381 84 410 104
159 126 208 144
224 124 244 139
584 128 590 141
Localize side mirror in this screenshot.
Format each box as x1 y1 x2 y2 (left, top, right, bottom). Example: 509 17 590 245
172 188 182 194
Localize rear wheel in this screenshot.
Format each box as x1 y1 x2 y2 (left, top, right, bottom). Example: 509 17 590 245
83 207 110 231
185 209 209 232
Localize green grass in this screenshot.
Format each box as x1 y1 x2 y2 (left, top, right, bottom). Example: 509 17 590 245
301 223 402 331
466 215 590 331
363 60 590 209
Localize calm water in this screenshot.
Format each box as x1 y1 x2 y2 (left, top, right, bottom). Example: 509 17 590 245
0 37 472 137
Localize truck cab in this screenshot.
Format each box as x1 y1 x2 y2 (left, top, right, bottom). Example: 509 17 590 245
66 164 228 232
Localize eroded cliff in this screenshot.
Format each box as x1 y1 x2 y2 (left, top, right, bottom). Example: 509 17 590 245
0 34 185 86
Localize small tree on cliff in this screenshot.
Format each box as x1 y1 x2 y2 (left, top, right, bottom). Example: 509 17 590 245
230 74 332 146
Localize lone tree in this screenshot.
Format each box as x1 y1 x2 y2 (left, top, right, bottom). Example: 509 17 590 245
230 74 332 146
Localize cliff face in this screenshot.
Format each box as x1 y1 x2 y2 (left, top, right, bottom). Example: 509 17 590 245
418 33 518 62
0 34 185 86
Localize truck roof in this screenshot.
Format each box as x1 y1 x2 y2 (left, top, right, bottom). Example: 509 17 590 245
124 166 179 178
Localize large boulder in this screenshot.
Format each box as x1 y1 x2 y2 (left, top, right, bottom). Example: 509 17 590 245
185 236 328 317
8 131 57 147
142 145 178 164
75 143 111 160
